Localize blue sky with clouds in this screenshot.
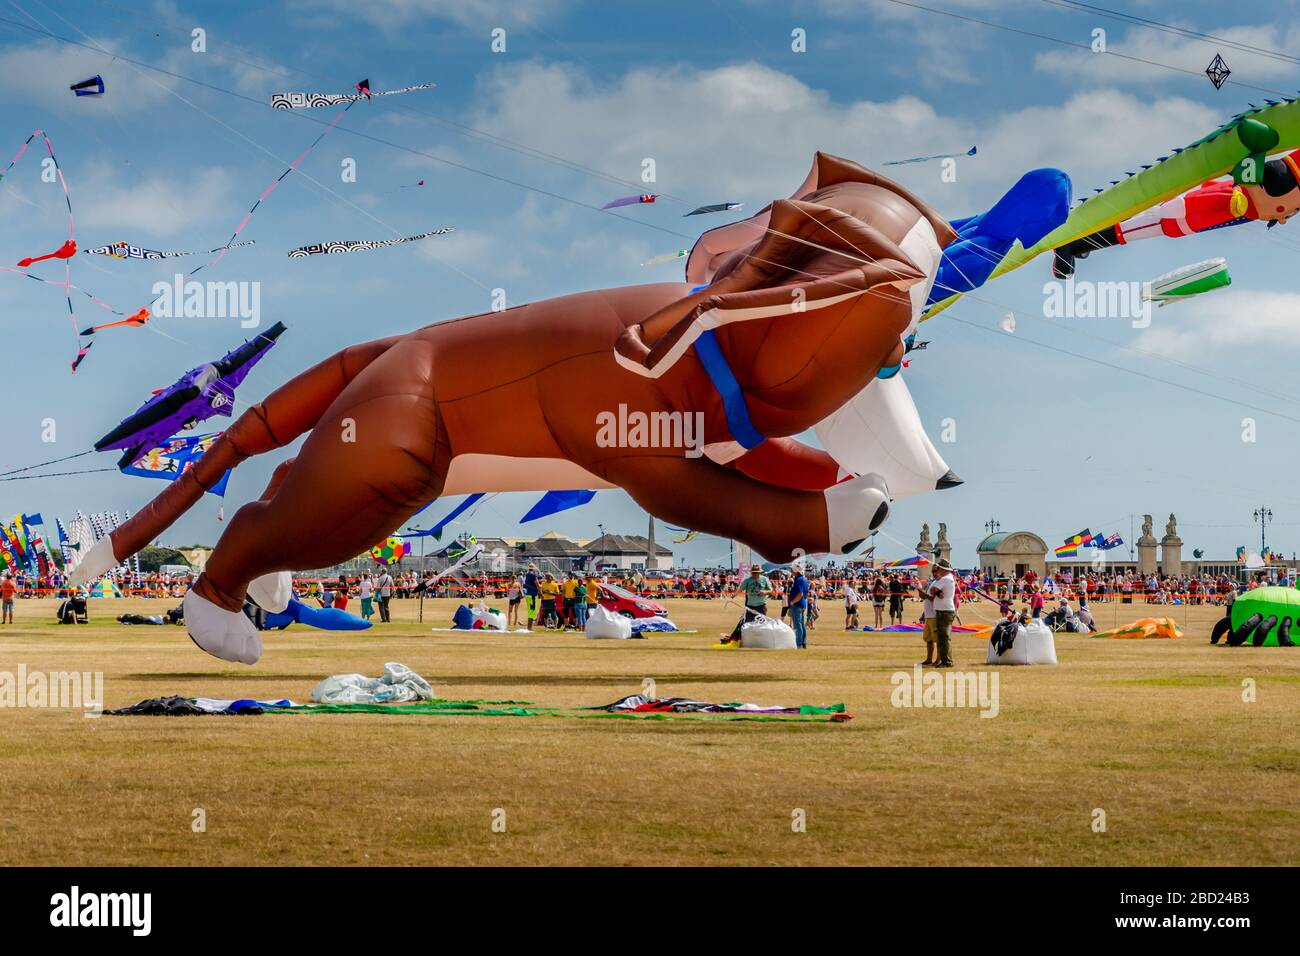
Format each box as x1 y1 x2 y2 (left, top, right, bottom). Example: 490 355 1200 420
3 0 1300 567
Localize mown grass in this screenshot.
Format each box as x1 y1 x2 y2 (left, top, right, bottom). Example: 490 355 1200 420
1 594 1298 865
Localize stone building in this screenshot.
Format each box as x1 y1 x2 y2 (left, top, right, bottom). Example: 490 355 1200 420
973 512 1282 579
975 531 1049 579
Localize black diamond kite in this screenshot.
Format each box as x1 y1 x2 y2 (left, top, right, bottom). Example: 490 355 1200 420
1206 54 1231 90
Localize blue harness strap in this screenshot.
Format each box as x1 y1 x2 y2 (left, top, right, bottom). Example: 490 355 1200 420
693 329 766 450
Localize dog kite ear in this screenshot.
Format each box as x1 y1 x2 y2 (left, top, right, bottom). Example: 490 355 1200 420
615 198 925 379
684 151 958 285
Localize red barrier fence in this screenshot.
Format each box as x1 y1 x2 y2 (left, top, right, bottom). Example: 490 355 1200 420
2 574 1252 607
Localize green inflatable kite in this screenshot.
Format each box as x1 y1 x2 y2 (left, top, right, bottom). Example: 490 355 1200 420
1211 585 1300 646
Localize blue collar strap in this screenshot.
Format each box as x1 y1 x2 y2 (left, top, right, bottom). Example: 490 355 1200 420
693 329 766 450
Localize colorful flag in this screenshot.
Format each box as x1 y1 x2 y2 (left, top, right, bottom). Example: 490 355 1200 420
878 554 930 569
1055 528 1095 557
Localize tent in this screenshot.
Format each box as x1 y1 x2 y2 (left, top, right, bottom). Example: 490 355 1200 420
87 580 123 598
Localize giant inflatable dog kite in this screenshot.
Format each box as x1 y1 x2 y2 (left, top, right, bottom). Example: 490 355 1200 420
73 154 969 663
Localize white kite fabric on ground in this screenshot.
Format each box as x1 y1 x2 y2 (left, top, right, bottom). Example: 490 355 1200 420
310 662 434 704
270 82 435 109
287 228 454 257
586 605 632 640
814 374 953 500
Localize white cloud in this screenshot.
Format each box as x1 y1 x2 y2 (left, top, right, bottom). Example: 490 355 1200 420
472 60 1222 218
1133 289 1300 358
1035 23 1300 87
76 167 237 237
292 0 568 32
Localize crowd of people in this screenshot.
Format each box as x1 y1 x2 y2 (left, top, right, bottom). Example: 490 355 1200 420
1 559 1288 642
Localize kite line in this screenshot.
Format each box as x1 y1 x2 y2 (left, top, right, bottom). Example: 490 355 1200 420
0 129 96 371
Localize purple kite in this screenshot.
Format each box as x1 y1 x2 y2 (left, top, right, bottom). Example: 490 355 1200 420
602 193 658 209
94 323 286 468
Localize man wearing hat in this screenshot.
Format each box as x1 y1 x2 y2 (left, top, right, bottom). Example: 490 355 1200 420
725 564 772 644
927 558 957 668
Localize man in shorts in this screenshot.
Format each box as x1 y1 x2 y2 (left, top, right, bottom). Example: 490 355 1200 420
842 579 859 630
523 565 540 630
919 572 937 667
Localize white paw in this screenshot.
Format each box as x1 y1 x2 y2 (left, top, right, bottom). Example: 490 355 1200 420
824 473 891 554
246 570 292 613
182 589 263 664
67 537 119 588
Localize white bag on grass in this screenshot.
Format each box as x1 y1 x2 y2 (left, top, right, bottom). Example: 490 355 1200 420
586 604 632 640
987 620 1057 665
740 614 796 649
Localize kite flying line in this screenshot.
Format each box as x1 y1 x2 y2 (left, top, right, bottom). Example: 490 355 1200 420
0 128 96 371
190 90 363 278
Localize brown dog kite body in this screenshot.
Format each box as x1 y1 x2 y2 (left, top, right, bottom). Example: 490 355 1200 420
71 153 963 662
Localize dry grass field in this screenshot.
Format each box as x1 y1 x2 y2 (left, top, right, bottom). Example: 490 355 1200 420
2 592 1298 866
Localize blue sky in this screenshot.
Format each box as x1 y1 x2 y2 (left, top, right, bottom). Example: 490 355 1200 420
3 0 1300 568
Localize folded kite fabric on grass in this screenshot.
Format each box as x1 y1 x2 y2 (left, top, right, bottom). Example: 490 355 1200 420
105 695 850 721
861 623 987 633
105 695 294 716
311 662 433 704
595 694 847 716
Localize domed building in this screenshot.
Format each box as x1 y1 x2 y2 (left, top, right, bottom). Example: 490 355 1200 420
976 531 1048 579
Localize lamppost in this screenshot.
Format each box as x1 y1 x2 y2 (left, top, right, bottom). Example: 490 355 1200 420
984 519 1000 535
596 523 607 575
1254 507 1273 556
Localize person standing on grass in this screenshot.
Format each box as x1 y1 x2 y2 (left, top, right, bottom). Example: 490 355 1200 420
928 559 957 668
725 565 771 644
918 572 938 667
376 568 394 622
585 571 600 620
888 572 905 625
561 571 580 629
358 572 374 621
506 573 523 628
843 578 860 630
523 565 540 630
1 572 14 624
539 573 561 628
871 574 887 629
787 568 810 648
1030 583 1045 620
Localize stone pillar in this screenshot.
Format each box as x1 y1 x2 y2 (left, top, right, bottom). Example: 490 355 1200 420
916 523 933 581
1137 513 1158 576
936 522 952 569
1160 512 1182 577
